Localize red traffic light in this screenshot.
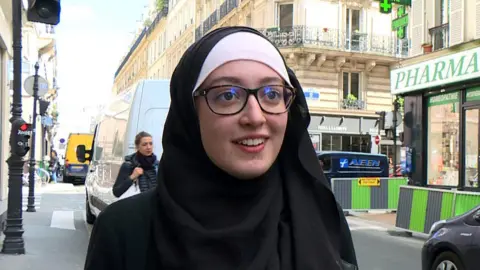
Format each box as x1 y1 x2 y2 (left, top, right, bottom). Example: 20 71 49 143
20 124 29 131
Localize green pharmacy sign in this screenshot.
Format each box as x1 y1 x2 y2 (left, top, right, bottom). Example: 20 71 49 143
391 47 480 95
376 0 411 14
428 92 460 107
392 6 408 39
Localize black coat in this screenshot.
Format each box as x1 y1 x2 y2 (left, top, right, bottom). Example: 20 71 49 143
84 189 358 270
112 153 158 198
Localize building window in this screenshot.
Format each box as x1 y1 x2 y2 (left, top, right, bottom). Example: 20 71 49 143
342 72 363 109
276 3 293 30
345 8 362 51
427 91 460 186
342 72 360 99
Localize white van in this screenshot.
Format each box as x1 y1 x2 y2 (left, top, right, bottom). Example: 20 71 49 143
79 79 171 224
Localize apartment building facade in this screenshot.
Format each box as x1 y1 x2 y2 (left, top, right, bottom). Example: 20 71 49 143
391 0 480 190
113 0 408 158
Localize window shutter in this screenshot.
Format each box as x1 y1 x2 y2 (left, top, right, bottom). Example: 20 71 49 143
476 0 480 38
449 0 464 46
410 0 424 56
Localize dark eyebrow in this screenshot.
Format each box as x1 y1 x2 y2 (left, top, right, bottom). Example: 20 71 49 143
206 76 284 87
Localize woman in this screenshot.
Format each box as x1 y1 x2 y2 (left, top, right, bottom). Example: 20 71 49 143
85 26 357 270
112 131 158 198
49 150 59 183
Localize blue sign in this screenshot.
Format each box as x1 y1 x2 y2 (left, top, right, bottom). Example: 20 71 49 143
304 88 320 100
339 158 381 168
59 138 65 144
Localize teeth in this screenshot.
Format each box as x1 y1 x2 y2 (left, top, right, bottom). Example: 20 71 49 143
238 138 265 146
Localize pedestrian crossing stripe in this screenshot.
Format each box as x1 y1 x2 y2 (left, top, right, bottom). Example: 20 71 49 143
346 217 388 232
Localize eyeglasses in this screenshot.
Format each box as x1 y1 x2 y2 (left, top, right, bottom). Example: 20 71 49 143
193 85 296 115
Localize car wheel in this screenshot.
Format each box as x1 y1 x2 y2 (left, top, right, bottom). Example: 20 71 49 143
85 193 96 225
431 251 464 270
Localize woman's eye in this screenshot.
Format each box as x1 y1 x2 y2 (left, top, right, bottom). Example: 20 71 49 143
263 87 282 100
220 91 235 100
216 89 240 101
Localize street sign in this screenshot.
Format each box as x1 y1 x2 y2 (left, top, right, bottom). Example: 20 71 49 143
24 75 48 97
358 178 381 187
374 135 381 145
384 111 403 129
59 138 65 144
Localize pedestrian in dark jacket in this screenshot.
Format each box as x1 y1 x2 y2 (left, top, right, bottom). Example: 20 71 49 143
85 26 357 270
112 131 158 198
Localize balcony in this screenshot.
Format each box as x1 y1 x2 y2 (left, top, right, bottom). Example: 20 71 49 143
257 26 408 58
195 0 238 41
341 98 366 110
429 23 449 51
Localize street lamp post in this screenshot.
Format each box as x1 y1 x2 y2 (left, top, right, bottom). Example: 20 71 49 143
2 0 26 254
26 62 40 212
392 97 400 175
2 0 61 255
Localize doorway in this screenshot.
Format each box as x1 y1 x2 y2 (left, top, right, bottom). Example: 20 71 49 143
464 108 479 188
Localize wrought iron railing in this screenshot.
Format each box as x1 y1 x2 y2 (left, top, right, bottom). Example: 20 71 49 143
196 0 238 41
429 23 449 51
257 26 408 58
341 99 366 110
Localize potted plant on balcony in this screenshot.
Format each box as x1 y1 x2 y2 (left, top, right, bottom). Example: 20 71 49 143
422 42 433 53
343 94 358 109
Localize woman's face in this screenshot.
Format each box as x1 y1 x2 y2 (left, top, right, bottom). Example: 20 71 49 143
195 60 289 179
137 136 153 156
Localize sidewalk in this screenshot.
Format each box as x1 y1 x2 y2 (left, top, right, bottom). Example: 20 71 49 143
353 211 397 226
0 184 88 270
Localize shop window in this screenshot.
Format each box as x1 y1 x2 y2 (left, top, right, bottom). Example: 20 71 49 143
464 109 479 188
310 134 320 151
427 92 460 186
321 134 342 151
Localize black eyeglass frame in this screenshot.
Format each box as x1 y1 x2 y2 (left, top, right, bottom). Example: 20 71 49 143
193 84 297 116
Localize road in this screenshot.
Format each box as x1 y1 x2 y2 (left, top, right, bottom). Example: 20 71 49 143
0 184 424 270
348 217 424 270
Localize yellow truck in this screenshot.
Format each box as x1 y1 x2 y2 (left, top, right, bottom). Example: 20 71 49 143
63 133 94 184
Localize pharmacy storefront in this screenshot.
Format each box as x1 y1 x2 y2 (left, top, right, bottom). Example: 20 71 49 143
391 44 480 190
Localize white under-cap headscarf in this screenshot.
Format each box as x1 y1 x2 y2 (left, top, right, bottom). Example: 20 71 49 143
193 32 292 93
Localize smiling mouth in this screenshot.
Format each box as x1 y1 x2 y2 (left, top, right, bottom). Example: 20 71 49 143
234 138 266 146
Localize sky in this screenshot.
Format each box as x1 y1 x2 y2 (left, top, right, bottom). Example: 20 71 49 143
54 0 149 139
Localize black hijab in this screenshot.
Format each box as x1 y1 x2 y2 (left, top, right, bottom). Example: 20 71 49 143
152 26 357 269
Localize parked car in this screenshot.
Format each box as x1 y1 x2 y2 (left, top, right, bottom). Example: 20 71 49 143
422 204 480 270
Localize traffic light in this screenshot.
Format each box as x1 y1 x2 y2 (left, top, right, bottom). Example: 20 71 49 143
27 0 61 25
11 119 33 157
376 111 386 130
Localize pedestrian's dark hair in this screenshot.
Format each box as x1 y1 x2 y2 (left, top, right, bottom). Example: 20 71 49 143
134 131 152 147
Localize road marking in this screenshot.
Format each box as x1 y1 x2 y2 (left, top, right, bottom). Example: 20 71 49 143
346 217 388 231
50 210 76 230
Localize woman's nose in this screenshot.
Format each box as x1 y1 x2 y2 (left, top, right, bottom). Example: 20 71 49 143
239 96 266 126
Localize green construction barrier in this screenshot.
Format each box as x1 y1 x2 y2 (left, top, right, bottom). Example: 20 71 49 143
331 177 408 211
395 186 480 234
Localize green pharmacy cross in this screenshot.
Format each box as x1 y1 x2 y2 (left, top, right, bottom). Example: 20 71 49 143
376 0 411 14
380 0 392 13
391 6 408 39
